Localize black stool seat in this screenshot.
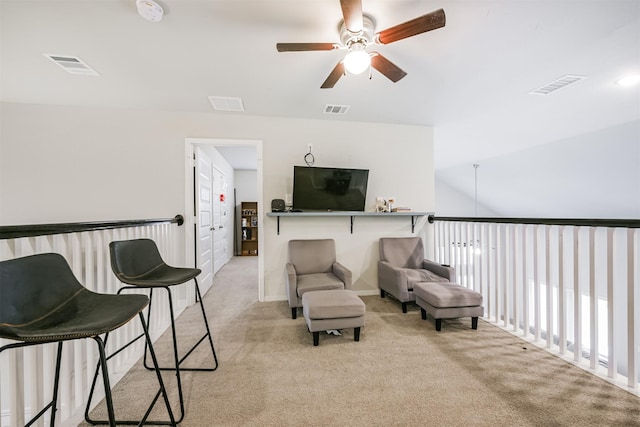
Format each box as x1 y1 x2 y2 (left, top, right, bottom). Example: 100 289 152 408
2 289 149 343
114 264 201 287
0 253 175 427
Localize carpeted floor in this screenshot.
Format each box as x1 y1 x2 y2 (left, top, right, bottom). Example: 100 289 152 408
82 256 640 426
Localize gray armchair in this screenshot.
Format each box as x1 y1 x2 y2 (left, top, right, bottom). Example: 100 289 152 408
378 237 454 313
285 239 352 319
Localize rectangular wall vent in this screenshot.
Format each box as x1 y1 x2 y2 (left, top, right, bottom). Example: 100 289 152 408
208 96 245 112
529 74 586 95
44 54 100 76
323 104 350 115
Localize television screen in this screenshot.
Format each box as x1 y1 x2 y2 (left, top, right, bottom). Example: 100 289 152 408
292 166 369 212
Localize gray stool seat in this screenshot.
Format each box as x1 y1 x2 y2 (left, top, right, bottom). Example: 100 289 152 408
302 289 365 346
414 282 483 331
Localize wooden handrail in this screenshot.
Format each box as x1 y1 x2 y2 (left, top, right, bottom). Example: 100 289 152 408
428 215 640 228
0 215 184 240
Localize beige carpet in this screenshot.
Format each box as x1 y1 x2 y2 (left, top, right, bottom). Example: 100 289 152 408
82 256 640 426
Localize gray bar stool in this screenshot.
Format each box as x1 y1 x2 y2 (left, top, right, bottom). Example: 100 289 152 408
87 238 218 424
0 253 176 427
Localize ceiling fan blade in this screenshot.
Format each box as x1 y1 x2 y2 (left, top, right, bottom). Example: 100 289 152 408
276 43 338 52
370 53 407 82
321 61 345 89
375 8 445 45
340 0 363 34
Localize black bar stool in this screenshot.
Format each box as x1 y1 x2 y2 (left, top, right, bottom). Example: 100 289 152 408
0 253 176 427
86 238 218 424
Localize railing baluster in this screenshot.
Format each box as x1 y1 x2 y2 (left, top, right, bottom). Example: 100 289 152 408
589 227 597 370
522 225 529 338
573 226 582 363
500 225 508 327
606 227 615 378
545 225 552 349
533 225 540 341
472 222 480 293
511 224 518 332
480 223 487 308
452 222 459 283
627 228 637 389
558 227 566 354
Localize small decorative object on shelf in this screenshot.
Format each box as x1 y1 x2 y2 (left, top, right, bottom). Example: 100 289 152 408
240 201 258 256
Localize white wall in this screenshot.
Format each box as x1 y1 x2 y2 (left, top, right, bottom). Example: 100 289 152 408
435 176 499 217
0 102 435 300
436 120 640 218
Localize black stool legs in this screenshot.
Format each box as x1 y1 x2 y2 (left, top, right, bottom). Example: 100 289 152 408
84 313 177 426
142 279 218 374
87 277 218 424
138 279 219 423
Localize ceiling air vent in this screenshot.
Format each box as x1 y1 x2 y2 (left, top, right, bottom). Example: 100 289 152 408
208 96 245 112
529 74 586 95
44 54 100 76
323 104 350 115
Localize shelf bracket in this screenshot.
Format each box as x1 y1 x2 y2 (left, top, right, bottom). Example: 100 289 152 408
411 215 417 233
350 216 354 234
276 216 280 235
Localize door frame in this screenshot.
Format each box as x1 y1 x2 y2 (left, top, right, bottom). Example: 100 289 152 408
184 137 264 302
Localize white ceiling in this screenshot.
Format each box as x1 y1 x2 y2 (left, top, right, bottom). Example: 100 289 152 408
1 0 638 172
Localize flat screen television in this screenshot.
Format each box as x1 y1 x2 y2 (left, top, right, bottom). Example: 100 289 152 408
292 166 369 212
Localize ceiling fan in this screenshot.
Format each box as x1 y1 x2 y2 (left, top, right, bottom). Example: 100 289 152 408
276 0 446 88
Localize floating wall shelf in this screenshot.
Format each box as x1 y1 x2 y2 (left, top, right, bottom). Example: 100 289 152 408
266 211 433 234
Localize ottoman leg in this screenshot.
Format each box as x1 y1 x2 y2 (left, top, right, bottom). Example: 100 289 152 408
420 308 427 320
313 331 319 346
402 302 408 313
380 289 385 298
472 317 478 329
291 308 297 320
354 327 361 342
435 319 442 331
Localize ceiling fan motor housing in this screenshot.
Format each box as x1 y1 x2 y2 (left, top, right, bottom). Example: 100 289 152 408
339 14 375 46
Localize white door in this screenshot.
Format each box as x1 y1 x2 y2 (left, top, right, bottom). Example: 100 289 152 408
212 166 228 275
195 147 214 293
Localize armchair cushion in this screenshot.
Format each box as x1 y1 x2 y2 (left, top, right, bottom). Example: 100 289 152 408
297 273 345 297
404 268 449 287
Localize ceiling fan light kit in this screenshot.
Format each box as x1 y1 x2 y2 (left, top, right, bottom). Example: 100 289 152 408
276 0 446 88
344 42 370 74
136 0 164 22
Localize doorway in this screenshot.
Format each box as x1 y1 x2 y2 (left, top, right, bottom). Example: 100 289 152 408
184 138 264 302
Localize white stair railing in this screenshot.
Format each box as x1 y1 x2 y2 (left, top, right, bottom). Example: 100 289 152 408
432 216 640 395
0 216 189 427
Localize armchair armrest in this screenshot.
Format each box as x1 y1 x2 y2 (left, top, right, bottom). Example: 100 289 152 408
332 262 353 290
378 260 409 296
285 263 297 305
422 259 456 282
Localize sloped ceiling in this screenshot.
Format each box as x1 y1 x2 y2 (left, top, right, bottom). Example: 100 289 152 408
1 0 639 205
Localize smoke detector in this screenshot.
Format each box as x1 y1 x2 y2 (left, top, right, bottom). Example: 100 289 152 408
137 0 163 22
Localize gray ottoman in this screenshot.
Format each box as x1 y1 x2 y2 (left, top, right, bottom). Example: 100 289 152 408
302 289 365 346
414 282 483 331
